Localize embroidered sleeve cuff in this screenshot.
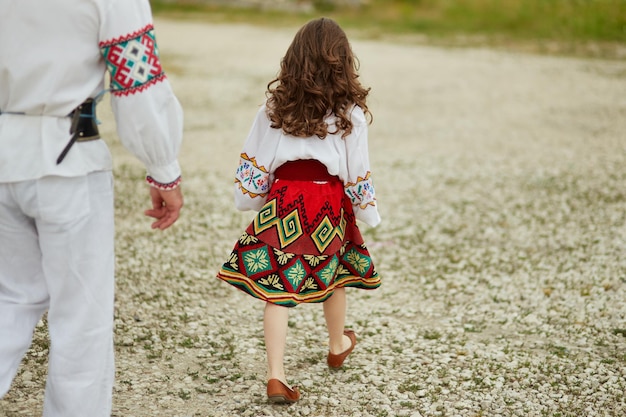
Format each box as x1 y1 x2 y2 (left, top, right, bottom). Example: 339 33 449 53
235 153 270 198
146 175 181 190
145 159 181 184
344 172 377 209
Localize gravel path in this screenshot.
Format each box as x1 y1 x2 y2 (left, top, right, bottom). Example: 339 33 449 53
2 19 626 417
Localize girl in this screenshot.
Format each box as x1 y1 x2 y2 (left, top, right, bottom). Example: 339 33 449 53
217 17 381 404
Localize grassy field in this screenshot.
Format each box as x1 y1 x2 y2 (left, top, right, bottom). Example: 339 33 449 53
151 0 626 57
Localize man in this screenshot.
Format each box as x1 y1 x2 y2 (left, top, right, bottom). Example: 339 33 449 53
0 1 184 415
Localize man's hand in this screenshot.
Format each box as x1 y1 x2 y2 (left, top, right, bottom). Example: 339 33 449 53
144 186 184 230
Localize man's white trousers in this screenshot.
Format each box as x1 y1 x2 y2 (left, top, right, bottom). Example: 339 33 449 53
0 171 115 417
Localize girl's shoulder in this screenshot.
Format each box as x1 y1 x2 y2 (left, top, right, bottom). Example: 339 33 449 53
257 102 269 116
253 102 272 125
346 104 365 120
349 104 367 127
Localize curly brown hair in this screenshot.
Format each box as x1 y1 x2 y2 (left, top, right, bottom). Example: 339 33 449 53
266 17 372 139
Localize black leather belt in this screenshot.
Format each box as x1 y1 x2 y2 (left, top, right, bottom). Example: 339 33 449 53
56 98 101 164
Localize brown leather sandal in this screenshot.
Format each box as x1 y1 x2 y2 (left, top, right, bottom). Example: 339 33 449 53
267 379 301 404
327 329 357 369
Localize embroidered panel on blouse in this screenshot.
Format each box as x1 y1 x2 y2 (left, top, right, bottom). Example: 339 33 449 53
99 24 166 96
345 172 376 209
236 153 270 198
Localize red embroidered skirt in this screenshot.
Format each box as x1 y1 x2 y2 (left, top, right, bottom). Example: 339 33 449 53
217 160 380 307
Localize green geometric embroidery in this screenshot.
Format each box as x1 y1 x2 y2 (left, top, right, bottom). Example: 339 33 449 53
254 199 278 233
253 200 303 249
338 210 347 238
311 210 346 253
316 255 339 286
284 259 307 289
311 216 335 253
278 209 303 247
242 246 272 275
343 248 371 275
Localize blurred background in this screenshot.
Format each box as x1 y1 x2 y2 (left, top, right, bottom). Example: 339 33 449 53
151 0 626 59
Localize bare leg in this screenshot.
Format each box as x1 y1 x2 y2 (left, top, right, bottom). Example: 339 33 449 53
323 288 352 354
264 302 289 385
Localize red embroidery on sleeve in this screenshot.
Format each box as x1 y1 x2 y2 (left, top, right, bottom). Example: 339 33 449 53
100 24 167 96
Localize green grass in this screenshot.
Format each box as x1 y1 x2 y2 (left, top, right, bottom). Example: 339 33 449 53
151 0 626 47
